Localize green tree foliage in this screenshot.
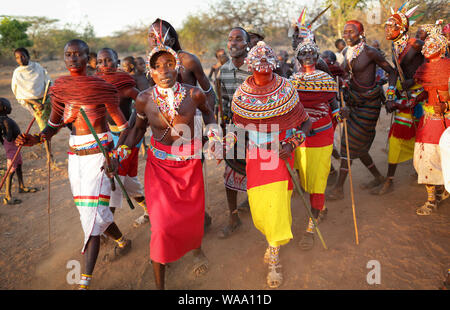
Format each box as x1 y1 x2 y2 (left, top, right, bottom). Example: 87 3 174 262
0 17 32 56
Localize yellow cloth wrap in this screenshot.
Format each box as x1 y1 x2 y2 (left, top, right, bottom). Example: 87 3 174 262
388 135 415 164
294 144 333 194
247 180 293 247
388 111 415 164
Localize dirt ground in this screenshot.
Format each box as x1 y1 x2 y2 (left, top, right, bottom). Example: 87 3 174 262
0 59 448 291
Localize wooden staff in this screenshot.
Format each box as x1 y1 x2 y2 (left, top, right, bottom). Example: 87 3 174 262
284 159 327 250
337 78 359 245
47 153 51 246
79 108 134 210
0 81 50 193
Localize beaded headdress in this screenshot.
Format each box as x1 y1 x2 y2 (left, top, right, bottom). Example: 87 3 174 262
385 1 420 35
146 20 182 73
288 6 330 38
422 27 448 58
245 41 277 73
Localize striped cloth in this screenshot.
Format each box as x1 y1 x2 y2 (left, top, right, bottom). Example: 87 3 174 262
341 85 384 159
218 59 251 122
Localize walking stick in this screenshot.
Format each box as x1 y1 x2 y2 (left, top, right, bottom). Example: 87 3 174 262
337 78 359 245
47 155 51 246
79 108 135 210
284 158 327 250
0 81 50 193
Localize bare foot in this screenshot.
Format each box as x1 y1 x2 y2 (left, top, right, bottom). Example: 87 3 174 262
326 187 344 201
370 179 394 195
360 176 385 190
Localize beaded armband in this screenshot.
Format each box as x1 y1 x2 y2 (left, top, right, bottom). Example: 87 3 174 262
331 108 342 122
207 128 237 153
282 130 306 150
207 128 221 142
136 112 147 120
109 145 131 162
385 86 396 101
47 120 63 129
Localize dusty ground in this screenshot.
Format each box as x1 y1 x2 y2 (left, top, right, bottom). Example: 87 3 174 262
0 59 448 291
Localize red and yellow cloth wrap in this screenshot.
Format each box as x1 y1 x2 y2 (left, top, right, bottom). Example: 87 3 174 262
144 137 204 264
290 70 337 211
246 130 296 247
413 58 450 185
232 73 309 247
388 81 424 164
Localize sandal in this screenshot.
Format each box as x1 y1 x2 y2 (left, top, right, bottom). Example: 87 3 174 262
299 232 315 251
19 187 39 193
192 252 209 277
416 201 437 216
218 217 241 239
103 238 132 262
267 263 283 289
3 197 22 205
317 207 328 224
133 214 149 228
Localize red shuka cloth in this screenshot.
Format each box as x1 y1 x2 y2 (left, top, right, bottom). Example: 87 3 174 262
144 137 204 264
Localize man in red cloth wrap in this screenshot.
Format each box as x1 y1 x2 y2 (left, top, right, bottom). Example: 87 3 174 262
231 41 311 288
412 27 450 215
148 18 215 230
16 39 131 289
120 35 219 290
96 48 148 227
372 3 426 196
290 33 339 251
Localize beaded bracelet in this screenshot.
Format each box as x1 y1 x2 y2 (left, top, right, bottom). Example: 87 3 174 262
331 108 341 122
109 145 131 162
32 133 46 144
386 86 396 101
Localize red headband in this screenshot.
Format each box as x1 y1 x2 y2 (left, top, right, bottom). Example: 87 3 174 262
345 20 364 33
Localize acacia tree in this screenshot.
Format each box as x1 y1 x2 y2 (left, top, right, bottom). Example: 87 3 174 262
0 17 32 57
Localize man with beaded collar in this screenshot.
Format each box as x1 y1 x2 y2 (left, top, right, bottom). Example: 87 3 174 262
16 39 131 290
290 33 339 251
231 41 312 288
120 36 219 290
148 19 215 229
371 3 426 196
327 20 397 201
413 26 450 215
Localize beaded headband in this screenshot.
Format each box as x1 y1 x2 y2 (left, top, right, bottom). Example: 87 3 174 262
146 21 182 73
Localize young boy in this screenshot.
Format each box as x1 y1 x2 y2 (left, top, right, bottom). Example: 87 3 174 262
0 98 38 205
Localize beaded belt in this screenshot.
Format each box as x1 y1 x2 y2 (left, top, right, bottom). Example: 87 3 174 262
68 142 112 156
149 143 199 161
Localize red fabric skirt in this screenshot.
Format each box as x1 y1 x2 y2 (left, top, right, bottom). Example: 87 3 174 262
118 147 139 177
145 137 204 264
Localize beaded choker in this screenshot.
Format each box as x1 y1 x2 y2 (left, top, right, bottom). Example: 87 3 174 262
151 82 187 120
393 33 409 57
345 41 365 65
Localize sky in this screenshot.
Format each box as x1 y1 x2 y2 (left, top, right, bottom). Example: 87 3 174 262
2 0 212 37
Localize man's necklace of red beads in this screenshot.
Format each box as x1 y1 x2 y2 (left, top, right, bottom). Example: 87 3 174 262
152 82 187 120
